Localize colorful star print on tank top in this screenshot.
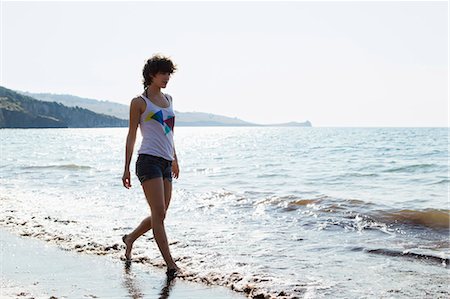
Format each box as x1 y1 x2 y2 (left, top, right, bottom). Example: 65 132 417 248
144 106 175 135
137 93 175 161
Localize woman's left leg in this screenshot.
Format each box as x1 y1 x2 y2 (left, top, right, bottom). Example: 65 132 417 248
123 179 174 260
163 178 172 212
142 177 178 270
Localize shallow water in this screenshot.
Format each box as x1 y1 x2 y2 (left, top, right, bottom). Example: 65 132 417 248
1 127 449 298
1 229 244 299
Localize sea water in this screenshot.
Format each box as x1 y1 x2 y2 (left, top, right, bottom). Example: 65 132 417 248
1 127 449 298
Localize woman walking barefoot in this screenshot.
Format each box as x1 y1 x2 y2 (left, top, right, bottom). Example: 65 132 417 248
122 54 180 277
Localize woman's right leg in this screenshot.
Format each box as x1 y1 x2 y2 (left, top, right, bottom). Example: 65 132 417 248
123 216 152 259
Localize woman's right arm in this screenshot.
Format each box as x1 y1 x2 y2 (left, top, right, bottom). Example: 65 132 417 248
122 98 142 189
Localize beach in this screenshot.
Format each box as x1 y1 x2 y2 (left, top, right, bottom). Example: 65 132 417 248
1 229 245 299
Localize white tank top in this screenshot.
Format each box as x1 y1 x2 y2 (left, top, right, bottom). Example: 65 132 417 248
137 93 175 161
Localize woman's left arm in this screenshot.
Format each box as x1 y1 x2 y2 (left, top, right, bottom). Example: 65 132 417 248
171 94 179 179
172 147 179 179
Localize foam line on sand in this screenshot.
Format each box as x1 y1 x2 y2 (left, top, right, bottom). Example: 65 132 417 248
1 229 245 299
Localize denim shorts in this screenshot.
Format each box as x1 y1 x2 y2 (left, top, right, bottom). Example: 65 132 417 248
136 154 173 184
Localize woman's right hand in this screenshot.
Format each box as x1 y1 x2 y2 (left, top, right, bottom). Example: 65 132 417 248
122 170 131 189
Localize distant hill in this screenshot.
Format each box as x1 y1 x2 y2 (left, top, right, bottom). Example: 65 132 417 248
0 86 127 128
21 91 129 120
175 111 254 126
21 91 258 126
270 121 312 127
17 90 312 127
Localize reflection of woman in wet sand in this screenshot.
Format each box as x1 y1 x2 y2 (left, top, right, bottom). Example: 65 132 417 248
122 55 180 277
123 262 174 299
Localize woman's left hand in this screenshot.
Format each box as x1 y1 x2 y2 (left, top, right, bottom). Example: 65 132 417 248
172 160 180 179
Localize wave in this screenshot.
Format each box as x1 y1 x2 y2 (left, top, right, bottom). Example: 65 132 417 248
344 172 379 178
351 247 449 267
283 196 449 230
287 197 370 209
373 209 450 230
383 164 438 173
429 178 450 185
22 164 93 170
290 199 319 206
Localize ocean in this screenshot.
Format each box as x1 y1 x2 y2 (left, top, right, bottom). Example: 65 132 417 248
1 127 449 298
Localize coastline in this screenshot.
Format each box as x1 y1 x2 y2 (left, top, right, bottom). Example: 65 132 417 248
0 229 245 299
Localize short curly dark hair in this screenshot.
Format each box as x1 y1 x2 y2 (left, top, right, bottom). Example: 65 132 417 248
142 54 177 88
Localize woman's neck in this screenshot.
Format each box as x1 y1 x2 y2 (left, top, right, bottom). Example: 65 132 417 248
147 85 161 96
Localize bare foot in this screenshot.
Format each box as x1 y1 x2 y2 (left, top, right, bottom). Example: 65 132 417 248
166 263 181 277
122 234 133 260
166 266 181 278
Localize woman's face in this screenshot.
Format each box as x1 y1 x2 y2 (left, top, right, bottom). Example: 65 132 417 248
151 72 171 88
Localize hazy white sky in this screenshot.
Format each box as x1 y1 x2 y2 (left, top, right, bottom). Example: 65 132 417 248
1 1 448 126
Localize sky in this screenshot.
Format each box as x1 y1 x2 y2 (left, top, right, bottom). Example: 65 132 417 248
1 0 448 127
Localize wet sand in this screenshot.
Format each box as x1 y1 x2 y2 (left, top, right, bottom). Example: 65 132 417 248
0 229 245 299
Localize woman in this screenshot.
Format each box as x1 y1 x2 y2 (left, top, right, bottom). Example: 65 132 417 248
121 54 180 277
